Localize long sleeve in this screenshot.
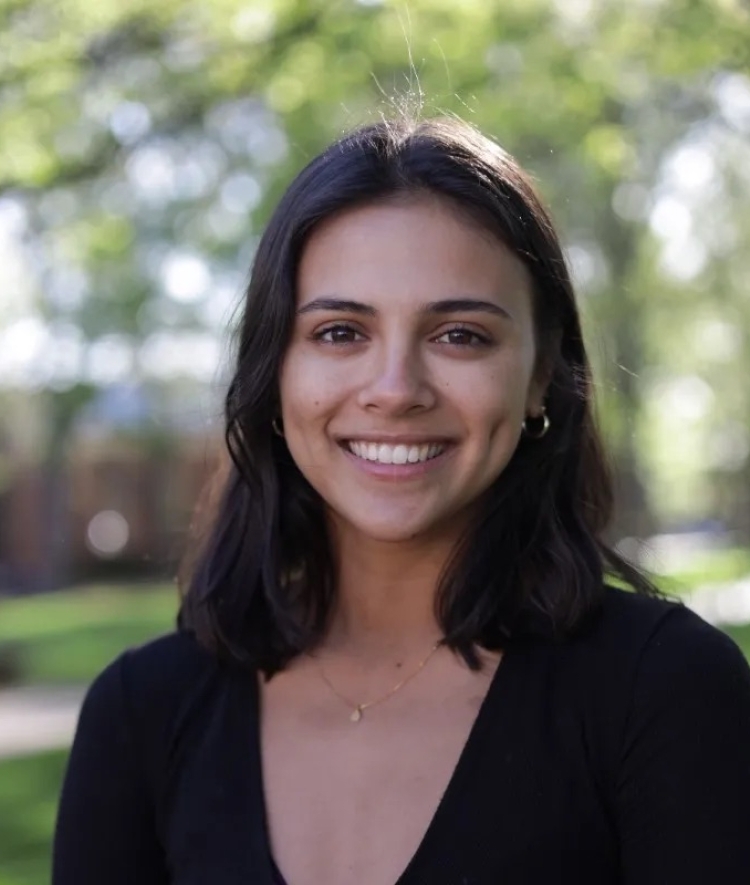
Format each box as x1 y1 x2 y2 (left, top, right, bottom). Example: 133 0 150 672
52 653 168 884
616 607 750 883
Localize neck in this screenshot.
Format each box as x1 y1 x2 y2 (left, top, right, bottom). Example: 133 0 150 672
321 519 460 661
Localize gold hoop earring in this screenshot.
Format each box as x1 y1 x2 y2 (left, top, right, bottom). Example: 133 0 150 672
522 409 550 439
272 417 284 437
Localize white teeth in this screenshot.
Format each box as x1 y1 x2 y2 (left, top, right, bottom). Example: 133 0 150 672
377 444 393 464
392 445 408 464
346 441 446 464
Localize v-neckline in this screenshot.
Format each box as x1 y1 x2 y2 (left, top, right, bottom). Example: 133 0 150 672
247 644 521 885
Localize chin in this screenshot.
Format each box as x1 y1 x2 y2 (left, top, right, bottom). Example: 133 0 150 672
360 526 429 543
334 509 462 545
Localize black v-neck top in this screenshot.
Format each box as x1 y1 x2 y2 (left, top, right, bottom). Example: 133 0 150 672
53 588 750 884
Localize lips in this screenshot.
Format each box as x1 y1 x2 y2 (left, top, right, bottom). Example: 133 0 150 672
345 441 447 465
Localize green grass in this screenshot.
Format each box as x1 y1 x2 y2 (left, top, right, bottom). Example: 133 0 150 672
0 584 177 883
0 583 178 686
723 623 750 659
0 750 67 885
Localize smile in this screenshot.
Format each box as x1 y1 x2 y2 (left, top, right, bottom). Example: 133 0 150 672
345 441 447 465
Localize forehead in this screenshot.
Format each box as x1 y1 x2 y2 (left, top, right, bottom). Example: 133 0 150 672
296 196 533 314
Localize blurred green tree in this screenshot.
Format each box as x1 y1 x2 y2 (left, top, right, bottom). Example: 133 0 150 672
1 0 748 586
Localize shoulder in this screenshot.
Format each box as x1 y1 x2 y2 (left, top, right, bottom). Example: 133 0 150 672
535 586 678 681
587 585 682 650
560 587 750 736
612 591 750 710
609 595 750 868
87 630 217 692
590 586 749 684
525 589 750 801
120 630 221 692
73 631 251 804
533 587 750 726
81 631 233 738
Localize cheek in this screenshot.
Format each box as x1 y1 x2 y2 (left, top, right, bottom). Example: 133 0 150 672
279 351 327 418
477 389 527 482
463 366 529 433
278 351 344 464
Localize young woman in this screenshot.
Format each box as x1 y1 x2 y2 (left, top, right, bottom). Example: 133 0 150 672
53 117 750 884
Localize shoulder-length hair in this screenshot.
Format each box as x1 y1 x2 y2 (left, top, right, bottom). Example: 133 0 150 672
178 116 655 674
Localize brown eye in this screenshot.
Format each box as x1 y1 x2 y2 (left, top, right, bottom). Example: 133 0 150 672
434 326 492 347
313 324 364 344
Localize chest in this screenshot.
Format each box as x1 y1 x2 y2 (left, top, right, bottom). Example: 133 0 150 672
259 666 495 885
161 653 621 885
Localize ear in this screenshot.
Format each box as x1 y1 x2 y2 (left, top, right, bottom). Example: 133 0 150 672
525 374 549 417
526 331 560 416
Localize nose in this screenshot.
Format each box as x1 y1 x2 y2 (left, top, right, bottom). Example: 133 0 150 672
356 343 436 415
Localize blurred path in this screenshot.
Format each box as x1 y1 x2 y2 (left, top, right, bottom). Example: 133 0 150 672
1 578 749 760
0 685 85 760
685 577 750 626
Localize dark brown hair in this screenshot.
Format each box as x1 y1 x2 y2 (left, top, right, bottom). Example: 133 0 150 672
178 116 655 673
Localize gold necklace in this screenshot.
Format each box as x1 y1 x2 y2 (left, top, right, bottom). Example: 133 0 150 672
314 641 442 723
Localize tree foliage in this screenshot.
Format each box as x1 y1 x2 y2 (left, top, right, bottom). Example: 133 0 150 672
1 0 749 581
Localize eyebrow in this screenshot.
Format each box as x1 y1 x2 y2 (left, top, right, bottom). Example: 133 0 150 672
297 297 376 316
425 298 512 320
296 297 512 320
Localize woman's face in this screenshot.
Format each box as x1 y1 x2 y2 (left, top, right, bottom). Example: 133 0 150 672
279 196 547 546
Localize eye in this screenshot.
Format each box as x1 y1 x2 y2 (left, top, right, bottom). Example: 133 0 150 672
311 323 365 345
433 325 492 347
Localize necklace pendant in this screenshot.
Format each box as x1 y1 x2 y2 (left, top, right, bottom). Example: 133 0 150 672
350 706 363 723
